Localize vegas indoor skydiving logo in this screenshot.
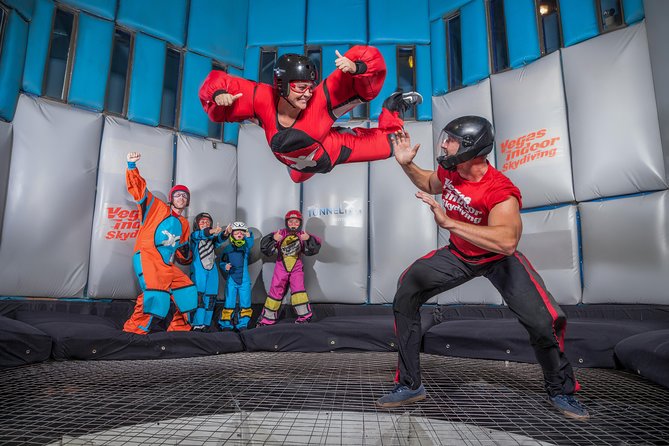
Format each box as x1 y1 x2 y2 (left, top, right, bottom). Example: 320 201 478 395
104 205 140 241
500 128 560 172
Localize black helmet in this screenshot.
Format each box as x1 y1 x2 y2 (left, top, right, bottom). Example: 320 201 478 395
436 116 494 171
193 212 213 228
273 54 318 98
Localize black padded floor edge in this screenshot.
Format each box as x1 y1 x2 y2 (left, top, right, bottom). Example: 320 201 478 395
1 353 668 445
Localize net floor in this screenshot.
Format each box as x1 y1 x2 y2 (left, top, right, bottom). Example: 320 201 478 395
1 352 667 445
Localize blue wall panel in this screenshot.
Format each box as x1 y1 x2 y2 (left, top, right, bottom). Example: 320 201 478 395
2 0 34 20
117 0 187 47
21 0 54 95
0 11 28 121
59 0 116 20
623 0 644 24
369 44 396 120
429 0 472 21
369 0 430 44
430 19 447 95
560 0 598 46
461 0 489 86
243 46 260 82
223 67 242 146
504 0 540 68
307 0 366 45
127 33 166 126
179 51 211 137
278 46 303 58
67 13 114 111
187 0 248 68
415 44 432 120
247 0 305 47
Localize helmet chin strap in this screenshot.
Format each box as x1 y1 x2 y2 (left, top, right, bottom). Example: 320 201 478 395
281 96 298 109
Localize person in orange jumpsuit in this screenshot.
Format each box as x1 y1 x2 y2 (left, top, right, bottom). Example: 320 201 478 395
122 152 198 334
199 47 422 183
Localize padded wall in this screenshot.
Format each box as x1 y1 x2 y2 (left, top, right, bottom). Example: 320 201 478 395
175 134 237 229
580 191 669 305
302 158 368 304
0 95 102 297
490 51 574 208
369 45 394 120
517 206 581 305
22 0 54 96
0 9 28 121
127 33 166 127
461 0 489 86
503 0 540 68
67 12 114 111
223 66 243 146
2 0 34 19
429 19 447 96
59 0 116 20
179 51 211 137
559 0 598 47
243 46 260 82
87 116 174 299
246 0 306 47
624 0 644 24
117 0 187 47
0 121 11 238
187 0 248 68
563 23 666 202
644 0 669 180
428 0 471 21
415 45 432 120
369 0 429 44
236 124 300 303
306 0 366 45
369 121 436 303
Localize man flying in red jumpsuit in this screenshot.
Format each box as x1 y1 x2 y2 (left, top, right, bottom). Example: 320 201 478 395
199 47 422 183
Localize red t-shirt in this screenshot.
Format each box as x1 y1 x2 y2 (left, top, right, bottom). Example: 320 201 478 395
436 163 522 263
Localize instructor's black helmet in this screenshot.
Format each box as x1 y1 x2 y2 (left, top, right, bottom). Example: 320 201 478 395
273 54 318 98
436 116 495 171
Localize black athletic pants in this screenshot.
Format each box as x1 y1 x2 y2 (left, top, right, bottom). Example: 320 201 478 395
393 247 578 397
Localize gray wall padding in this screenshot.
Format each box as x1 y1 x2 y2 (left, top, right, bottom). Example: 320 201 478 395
175 135 237 228
491 52 574 209
580 191 669 305
236 124 300 303
563 22 667 201
644 0 669 179
0 121 12 240
517 206 581 305
0 95 102 297
432 80 502 305
302 159 369 304
87 116 174 299
369 121 437 303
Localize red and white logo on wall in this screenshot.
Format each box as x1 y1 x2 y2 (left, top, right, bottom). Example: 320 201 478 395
103 205 140 241
500 129 561 172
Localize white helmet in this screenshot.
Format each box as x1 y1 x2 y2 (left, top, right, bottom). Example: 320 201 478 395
230 221 248 232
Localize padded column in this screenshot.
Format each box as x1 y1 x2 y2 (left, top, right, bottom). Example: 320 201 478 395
563 23 666 201
59 0 116 20
369 0 429 44
306 0 366 45
491 52 574 208
559 0 598 46
127 33 166 127
369 121 437 303
517 205 581 304
0 121 12 239
179 51 211 137
175 134 237 228
0 9 28 121
0 96 102 297
503 0 540 68
87 116 174 299
187 0 248 67
580 191 669 305
247 0 305 47
236 124 300 303
117 0 187 46
302 160 368 303
67 12 114 111
22 0 54 95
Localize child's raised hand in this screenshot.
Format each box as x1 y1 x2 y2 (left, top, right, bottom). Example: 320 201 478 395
225 263 232 271
299 233 310 241
273 232 283 242
210 226 223 235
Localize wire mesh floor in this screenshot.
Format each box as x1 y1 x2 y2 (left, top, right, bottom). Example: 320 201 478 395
1 352 668 445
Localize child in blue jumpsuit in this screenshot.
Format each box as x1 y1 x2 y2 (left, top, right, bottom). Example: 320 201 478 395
219 222 254 331
188 212 226 331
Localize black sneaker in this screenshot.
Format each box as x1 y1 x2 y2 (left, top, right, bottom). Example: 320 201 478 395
548 394 590 421
382 91 423 118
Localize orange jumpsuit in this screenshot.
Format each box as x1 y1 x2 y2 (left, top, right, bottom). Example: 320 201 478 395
122 164 198 334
